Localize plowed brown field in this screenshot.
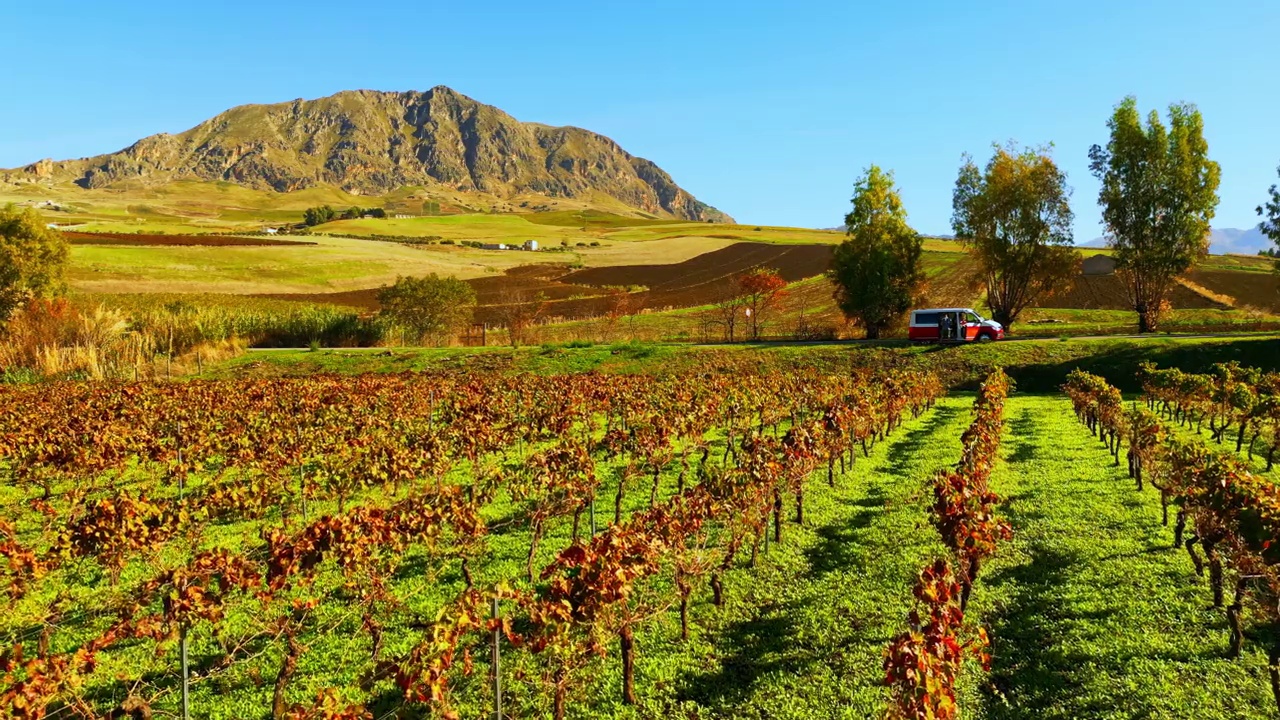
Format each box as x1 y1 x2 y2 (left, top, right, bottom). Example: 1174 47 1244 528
1032 274 1226 310
1187 269 1280 313
252 243 834 320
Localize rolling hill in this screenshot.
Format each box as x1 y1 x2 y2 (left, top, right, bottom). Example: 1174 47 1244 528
1 86 731 223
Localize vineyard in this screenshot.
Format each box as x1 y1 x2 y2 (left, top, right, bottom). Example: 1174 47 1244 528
2 354 1279 719
1064 364 1280 714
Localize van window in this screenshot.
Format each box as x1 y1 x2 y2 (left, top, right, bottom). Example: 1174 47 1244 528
964 312 980 323
913 312 938 326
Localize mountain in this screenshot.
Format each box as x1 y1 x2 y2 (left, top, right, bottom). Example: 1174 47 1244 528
1079 227 1275 256
1207 227 1272 255
3 86 731 223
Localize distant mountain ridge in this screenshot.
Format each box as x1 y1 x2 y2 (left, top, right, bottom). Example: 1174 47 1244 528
1079 227 1274 256
3 86 731 223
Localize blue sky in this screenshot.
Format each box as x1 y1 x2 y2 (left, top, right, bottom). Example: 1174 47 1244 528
2 0 1277 237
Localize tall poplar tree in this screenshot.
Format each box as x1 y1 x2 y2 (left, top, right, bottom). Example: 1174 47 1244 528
1258 164 1280 271
1089 97 1220 333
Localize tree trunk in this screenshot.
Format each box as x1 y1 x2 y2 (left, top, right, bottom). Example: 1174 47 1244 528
773 491 783 543
554 667 568 720
461 557 474 590
992 308 1013 329
1207 544 1224 607
680 592 690 641
620 624 637 704
1226 579 1246 659
272 634 302 720
711 573 723 607
1137 306 1155 334
363 612 384 662
1186 537 1205 577
794 488 804 524
527 524 542 583
614 474 627 524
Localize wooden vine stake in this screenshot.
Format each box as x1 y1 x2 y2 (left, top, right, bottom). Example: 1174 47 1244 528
180 624 190 720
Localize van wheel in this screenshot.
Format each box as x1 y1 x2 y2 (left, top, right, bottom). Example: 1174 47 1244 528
977 333 995 343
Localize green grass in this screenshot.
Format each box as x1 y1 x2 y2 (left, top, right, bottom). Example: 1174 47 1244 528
521 210 678 227
67 233 535 294
973 396 1275 718
211 335 1280 395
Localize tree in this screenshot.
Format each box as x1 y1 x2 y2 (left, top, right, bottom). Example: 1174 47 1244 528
302 206 337 226
827 166 925 339
1089 97 1221 333
712 286 744 342
377 274 476 345
1258 164 1280 271
736 268 787 340
493 288 548 347
0 205 69 322
951 144 1080 330
603 287 645 340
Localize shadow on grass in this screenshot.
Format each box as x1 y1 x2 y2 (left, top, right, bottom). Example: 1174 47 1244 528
1006 408 1040 464
677 598 807 708
803 487 885 578
882 404 966 479
983 542 1119 720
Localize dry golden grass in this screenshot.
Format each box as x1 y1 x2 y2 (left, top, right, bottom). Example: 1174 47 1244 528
573 235 740 266
1176 276 1238 307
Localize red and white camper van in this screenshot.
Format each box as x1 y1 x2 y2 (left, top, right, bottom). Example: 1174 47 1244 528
907 308 1004 343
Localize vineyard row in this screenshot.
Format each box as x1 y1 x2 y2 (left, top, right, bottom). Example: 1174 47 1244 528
1063 369 1280 713
884 368 1013 720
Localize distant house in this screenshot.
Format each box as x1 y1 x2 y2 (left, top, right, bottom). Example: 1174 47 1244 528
264 227 279 235
1082 254 1117 276
481 243 508 250
523 240 539 251
393 213 414 219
